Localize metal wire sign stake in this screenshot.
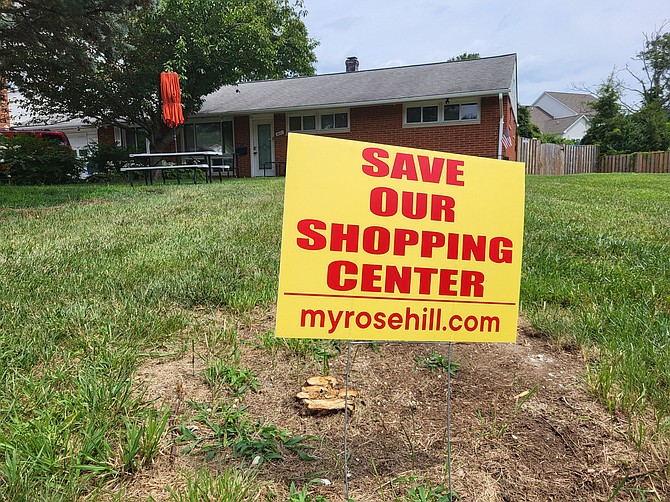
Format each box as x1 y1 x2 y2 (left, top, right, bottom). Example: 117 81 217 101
342 340 455 501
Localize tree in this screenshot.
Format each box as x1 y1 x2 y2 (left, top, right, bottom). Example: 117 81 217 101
581 75 640 154
627 27 670 151
448 52 480 62
1 0 318 150
629 27 670 111
516 105 542 139
0 0 150 70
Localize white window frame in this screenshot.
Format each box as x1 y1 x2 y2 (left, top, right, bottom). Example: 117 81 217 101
182 119 235 155
403 98 481 127
287 109 350 133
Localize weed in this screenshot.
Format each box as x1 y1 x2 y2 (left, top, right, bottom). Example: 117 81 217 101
288 481 330 501
260 332 342 373
167 464 262 502
475 385 539 439
176 403 318 464
202 357 260 397
120 407 170 473
413 350 459 376
498 385 538 437
389 475 458 501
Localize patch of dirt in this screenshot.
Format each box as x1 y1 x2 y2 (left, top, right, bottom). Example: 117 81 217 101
116 309 669 501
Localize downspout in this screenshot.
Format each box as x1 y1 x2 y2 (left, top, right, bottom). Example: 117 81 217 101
497 92 504 160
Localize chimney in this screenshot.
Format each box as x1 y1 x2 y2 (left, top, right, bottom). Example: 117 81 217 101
345 56 359 73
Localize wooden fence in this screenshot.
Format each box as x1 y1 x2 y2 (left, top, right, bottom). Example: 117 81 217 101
598 151 670 173
518 138 670 175
518 137 598 175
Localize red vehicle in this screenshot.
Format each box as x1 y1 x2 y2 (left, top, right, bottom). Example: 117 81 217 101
0 128 71 148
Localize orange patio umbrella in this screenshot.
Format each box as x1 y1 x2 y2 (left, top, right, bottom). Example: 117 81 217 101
160 72 185 151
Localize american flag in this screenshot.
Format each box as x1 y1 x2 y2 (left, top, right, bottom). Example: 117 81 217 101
501 128 513 149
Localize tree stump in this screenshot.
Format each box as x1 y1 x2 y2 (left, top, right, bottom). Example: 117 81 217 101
296 376 358 414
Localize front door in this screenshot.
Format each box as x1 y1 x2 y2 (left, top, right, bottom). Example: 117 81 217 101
251 118 274 177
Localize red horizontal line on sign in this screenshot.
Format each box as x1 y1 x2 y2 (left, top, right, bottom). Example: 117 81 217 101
283 292 516 306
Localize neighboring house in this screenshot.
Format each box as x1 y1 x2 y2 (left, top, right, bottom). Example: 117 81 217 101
17 118 101 159
529 91 596 141
6 90 101 160
192 54 519 177
5 90 147 170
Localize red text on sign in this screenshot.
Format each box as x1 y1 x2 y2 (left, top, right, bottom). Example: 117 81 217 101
369 187 456 222
296 219 513 263
326 260 485 297
361 147 465 186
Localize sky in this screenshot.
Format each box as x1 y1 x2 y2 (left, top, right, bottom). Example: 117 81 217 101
301 0 669 106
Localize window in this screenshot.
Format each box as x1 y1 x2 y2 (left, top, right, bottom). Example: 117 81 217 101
289 115 316 131
183 121 234 154
444 102 478 121
287 110 349 132
404 99 480 126
123 129 147 153
406 107 422 123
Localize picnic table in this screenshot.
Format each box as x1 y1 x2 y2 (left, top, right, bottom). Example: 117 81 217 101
121 151 235 186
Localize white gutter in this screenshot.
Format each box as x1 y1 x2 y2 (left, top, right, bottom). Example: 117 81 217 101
497 92 504 160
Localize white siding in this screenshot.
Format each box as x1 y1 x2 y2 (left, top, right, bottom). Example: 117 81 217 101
533 93 575 119
564 117 590 141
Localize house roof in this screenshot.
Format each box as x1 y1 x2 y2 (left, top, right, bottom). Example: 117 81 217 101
537 91 596 116
198 54 517 116
529 105 552 126
535 114 587 135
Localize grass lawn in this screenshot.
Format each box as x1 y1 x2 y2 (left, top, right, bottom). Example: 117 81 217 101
523 174 670 424
0 174 668 499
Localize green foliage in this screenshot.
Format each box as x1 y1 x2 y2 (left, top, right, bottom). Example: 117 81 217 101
516 105 542 139
0 1 150 66
538 132 576 145
86 141 136 174
413 350 459 376
584 28 670 154
0 134 82 184
631 100 670 152
3 0 318 151
167 464 262 502
202 354 260 397
177 403 318 464
634 28 670 110
447 52 480 61
581 75 640 154
288 481 329 501
388 475 458 501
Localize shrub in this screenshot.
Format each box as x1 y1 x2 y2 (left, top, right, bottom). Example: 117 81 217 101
0 134 82 184
85 141 135 174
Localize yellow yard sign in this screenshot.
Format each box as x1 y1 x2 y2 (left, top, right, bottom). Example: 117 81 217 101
276 134 525 342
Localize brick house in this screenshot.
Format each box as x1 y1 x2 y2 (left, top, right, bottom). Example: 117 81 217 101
189 54 519 177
